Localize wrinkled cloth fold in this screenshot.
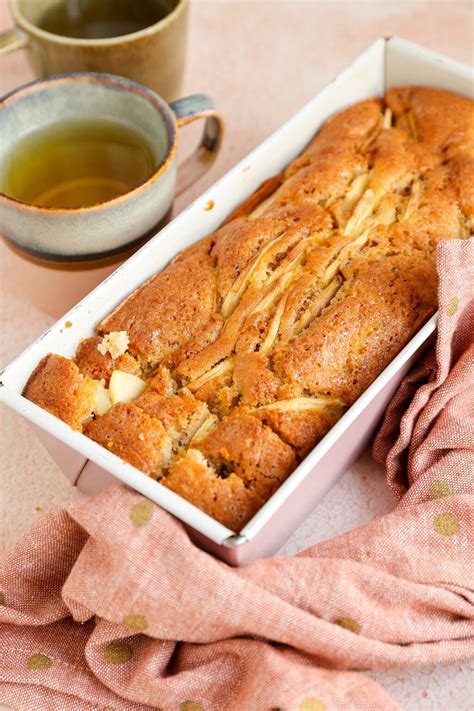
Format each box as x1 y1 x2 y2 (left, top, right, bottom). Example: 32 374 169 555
1 239 473 711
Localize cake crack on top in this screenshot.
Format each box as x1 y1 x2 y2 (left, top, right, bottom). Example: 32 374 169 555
23 87 474 531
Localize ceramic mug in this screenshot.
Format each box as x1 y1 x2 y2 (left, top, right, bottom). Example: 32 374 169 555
0 0 189 100
0 73 222 316
0 73 223 262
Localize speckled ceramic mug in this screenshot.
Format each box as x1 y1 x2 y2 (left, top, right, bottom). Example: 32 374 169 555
0 73 223 262
0 0 189 100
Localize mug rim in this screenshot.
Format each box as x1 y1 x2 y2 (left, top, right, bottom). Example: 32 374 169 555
9 0 188 48
0 72 178 214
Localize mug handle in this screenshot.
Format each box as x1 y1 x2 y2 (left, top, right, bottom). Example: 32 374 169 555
0 27 29 54
169 94 223 195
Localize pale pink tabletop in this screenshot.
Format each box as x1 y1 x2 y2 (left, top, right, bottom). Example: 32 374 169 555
0 1 472 708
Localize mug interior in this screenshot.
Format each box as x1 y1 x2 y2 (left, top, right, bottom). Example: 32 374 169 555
0 74 176 207
14 0 181 38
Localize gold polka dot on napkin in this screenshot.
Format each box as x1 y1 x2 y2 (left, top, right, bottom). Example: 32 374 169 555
433 512 459 536
446 296 459 316
299 697 326 711
130 500 153 527
430 480 453 499
123 614 148 632
104 641 133 665
26 653 52 670
334 617 361 634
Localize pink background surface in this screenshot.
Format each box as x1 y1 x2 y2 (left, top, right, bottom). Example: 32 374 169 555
1 0 472 707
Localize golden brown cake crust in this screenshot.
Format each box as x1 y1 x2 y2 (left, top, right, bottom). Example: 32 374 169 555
192 412 297 501
24 86 474 531
23 354 97 430
98 252 220 368
162 449 264 531
272 253 438 403
84 402 171 477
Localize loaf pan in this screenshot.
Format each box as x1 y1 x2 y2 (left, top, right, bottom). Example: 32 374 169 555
1 36 471 565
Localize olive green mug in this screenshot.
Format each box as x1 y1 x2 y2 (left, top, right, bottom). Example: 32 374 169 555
0 0 188 100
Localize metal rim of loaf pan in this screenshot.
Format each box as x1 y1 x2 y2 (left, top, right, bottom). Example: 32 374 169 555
1 37 471 564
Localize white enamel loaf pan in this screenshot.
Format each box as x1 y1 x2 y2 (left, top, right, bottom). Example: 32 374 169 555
1 38 472 565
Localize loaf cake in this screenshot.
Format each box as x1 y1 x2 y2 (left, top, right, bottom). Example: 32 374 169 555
24 87 474 531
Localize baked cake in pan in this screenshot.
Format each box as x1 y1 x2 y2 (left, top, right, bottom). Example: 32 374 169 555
24 87 474 530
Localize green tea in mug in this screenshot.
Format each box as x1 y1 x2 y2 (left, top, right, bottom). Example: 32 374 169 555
37 0 177 39
3 118 157 208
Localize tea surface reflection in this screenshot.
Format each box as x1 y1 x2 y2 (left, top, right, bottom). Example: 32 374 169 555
3 118 158 208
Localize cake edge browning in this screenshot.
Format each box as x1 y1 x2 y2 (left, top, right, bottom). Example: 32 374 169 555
23 354 99 431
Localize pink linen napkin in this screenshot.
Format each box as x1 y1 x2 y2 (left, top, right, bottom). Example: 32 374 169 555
0 239 473 710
